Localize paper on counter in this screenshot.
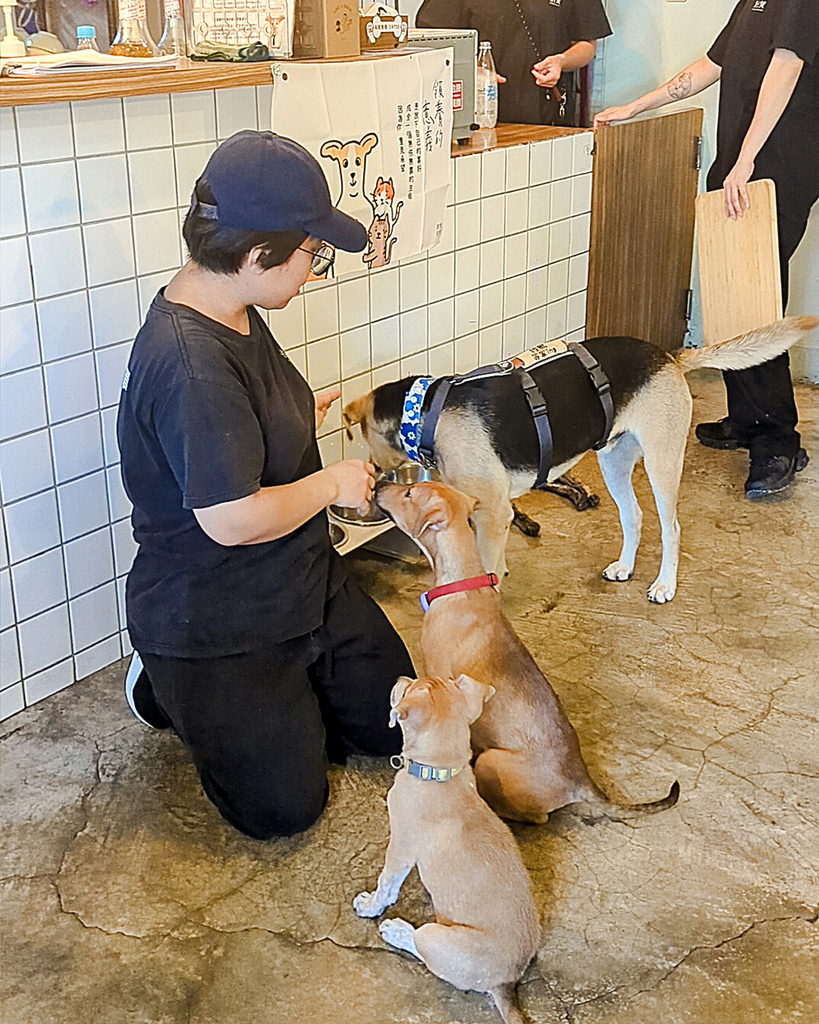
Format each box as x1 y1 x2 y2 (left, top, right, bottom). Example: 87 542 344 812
0 51 182 76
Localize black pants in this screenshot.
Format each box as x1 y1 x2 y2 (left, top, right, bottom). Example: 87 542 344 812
707 166 818 459
141 577 413 840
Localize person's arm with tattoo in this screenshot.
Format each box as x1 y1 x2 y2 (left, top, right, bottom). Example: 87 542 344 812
593 56 721 127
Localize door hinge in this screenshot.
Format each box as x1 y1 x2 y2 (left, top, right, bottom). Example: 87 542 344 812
694 136 703 171
684 288 693 321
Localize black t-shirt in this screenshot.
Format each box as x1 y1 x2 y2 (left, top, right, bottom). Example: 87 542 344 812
416 0 611 125
707 0 819 196
117 291 345 658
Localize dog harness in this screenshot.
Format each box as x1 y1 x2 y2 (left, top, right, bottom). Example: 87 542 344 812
399 341 614 488
389 753 466 782
419 572 499 613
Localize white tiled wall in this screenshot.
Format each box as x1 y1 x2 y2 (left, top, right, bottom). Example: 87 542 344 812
0 84 592 719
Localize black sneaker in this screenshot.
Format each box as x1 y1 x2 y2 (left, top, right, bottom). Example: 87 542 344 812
695 418 747 450
125 652 170 729
745 448 809 499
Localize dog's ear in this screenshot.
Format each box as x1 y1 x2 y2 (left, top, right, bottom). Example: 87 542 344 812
342 393 373 441
320 140 344 161
454 674 496 723
464 493 479 514
416 492 451 538
388 675 414 727
359 133 378 157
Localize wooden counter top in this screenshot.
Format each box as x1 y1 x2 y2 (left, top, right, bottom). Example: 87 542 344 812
452 123 585 156
0 60 274 108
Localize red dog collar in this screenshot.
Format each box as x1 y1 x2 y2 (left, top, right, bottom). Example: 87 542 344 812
420 573 499 612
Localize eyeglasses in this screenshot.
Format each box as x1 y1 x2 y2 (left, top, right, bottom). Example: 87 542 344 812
297 242 335 276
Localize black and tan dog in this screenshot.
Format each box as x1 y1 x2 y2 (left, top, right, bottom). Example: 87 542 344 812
344 317 816 603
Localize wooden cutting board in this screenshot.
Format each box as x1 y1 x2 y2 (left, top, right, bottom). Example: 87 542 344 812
696 178 782 345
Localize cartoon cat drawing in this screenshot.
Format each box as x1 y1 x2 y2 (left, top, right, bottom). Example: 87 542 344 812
363 177 403 269
363 215 396 269
370 176 403 232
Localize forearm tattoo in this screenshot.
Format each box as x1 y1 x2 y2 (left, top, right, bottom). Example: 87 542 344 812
667 72 693 100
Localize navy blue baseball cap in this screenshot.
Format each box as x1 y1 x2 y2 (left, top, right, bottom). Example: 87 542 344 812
197 130 368 253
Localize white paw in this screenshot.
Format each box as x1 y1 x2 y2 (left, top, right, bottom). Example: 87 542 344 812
648 580 676 604
603 560 633 582
353 890 385 918
378 917 417 953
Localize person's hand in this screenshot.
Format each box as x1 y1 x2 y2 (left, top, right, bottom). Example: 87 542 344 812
593 102 639 128
532 53 564 89
326 460 376 513
314 388 340 429
496 73 507 85
722 155 754 219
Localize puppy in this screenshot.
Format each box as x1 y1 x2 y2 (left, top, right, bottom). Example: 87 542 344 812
375 481 680 825
345 316 817 602
353 674 540 1024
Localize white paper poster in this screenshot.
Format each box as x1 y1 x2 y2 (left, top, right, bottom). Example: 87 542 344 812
270 49 453 276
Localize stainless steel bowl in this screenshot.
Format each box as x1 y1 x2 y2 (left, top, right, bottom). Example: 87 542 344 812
328 502 390 526
382 464 439 485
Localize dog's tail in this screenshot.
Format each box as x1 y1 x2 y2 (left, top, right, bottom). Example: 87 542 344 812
489 983 528 1024
674 315 818 373
568 779 680 823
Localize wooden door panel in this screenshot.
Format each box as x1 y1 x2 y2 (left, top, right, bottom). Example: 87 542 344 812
586 108 703 351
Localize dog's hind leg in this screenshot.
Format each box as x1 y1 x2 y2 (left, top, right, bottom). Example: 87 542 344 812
474 748 552 824
641 428 689 604
596 433 644 583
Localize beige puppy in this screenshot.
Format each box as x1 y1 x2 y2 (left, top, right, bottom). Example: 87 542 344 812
353 674 540 1024
375 480 680 824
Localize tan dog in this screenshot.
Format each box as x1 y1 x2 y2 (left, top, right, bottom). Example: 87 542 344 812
375 481 680 824
353 674 540 1024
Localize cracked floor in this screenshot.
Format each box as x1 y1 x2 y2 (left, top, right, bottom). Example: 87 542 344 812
1 374 818 1024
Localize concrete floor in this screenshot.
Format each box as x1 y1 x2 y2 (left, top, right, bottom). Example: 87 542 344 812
2 373 818 1024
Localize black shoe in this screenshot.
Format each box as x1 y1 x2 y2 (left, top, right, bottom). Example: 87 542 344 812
695 418 747 450
745 448 809 499
125 652 170 729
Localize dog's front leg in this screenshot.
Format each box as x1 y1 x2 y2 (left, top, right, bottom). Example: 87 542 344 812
353 837 415 919
471 501 514 578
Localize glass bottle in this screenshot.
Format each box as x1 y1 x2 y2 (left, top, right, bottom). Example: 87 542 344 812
157 0 187 57
109 0 157 57
476 41 498 130
76 25 100 51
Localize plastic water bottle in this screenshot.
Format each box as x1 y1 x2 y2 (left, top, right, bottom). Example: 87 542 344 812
76 25 100 50
476 41 498 130
157 0 188 56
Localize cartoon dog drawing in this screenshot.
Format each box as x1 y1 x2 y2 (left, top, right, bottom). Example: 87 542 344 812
320 134 379 218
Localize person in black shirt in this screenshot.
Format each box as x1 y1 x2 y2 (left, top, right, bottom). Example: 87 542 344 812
117 131 414 839
416 0 611 126
595 0 818 499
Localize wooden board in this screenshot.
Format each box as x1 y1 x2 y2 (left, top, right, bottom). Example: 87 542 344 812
586 108 703 351
696 178 781 345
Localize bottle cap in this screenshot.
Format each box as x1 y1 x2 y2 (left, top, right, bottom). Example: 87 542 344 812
77 25 96 39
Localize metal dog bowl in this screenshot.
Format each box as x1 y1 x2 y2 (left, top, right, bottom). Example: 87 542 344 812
328 502 390 526
382 464 439 485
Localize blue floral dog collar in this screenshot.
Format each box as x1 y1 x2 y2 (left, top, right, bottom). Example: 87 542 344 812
399 376 434 463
